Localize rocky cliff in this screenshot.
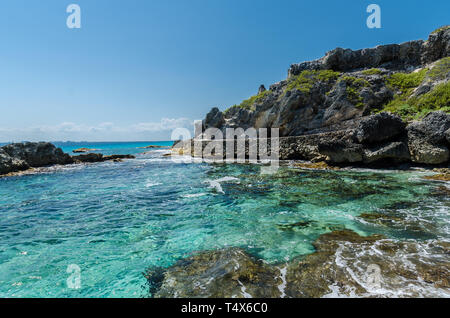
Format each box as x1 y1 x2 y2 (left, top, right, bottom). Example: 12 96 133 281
193 26 450 166
203 26 449 136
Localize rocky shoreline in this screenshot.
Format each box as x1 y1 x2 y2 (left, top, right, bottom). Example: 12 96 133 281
0 142 135 176
174 111 450 167
146 229 449 298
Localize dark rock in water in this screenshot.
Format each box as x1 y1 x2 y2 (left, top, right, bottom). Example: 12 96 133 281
1 142 73 171
362 141 410 164
143 267 166 296
72 148 100 153
72 153 104 163
0 149 29 175
103 154 135 161
355 113 406 144
152 248 282 298
72 153 135 163
0 142 136 175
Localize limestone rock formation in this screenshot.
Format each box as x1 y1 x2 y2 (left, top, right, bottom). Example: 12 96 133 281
407 111 450 164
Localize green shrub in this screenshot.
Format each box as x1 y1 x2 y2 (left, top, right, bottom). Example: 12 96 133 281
338 76 370 108
381 82 450 120
386 69 427 94
362 68 382 76
285 70 341 94
224 89 272 113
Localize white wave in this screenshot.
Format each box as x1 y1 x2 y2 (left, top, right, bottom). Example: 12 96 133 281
203 176 240 194
182 193 207 198
145 182 162 188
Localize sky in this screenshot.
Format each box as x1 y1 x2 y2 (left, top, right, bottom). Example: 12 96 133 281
0 0 448 142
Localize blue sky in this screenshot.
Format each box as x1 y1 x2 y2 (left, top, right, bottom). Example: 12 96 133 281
0 0 448 141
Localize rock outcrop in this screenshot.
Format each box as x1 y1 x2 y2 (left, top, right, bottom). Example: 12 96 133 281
0 142 136 176
1 142 73 169
177 111 450 166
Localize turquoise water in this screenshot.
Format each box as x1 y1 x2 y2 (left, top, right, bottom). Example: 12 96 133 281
0 142 449 297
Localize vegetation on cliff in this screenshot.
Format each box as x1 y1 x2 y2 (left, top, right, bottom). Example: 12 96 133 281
285 69 341 94
380 59 450 120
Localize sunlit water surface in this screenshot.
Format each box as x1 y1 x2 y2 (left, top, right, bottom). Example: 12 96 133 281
0 142 448 297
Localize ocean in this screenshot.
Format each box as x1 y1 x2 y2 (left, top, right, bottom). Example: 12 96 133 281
0 141 448 297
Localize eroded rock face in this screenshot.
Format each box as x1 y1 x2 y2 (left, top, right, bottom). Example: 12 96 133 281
318 139 363 163
407 112 450 164
362 141 411 164
355 113 406 144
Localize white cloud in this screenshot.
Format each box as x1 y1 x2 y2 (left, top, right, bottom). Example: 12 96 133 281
0 118 195 142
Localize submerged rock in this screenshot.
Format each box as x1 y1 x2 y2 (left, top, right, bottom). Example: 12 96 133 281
152 248 282 298
147 230 450 298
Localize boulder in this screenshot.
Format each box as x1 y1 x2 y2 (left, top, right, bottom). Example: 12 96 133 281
407 111 450 164
72 153 104 163
355 112 406 144
362 141 411 164
407 111 450 145
1 142 73 167
0 149 29 175
446 128 450 143
409 142 449 165
318 140 363 163
258 84 266 94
